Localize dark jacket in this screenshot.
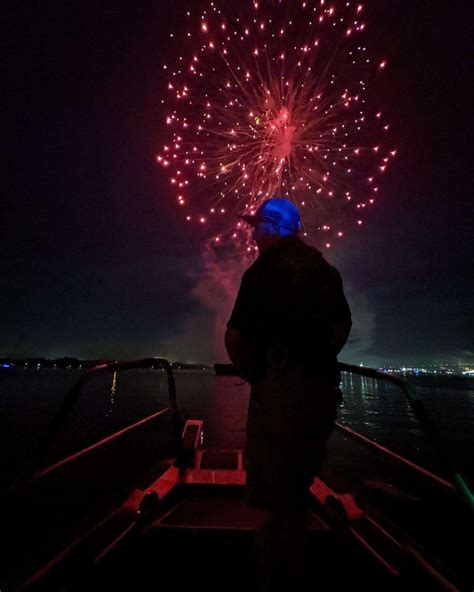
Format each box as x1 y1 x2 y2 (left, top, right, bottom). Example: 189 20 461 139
227 236 352 383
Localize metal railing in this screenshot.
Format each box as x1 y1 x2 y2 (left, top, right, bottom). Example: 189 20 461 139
10 358 182 492
7 358 473 512
337 363 474 511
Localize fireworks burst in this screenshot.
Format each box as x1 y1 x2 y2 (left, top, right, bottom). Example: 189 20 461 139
157 0 396 248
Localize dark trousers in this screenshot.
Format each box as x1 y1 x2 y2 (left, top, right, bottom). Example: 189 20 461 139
244 366 338 590
253 505 308 591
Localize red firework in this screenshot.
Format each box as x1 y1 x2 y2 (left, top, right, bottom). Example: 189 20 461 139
157 0 396 248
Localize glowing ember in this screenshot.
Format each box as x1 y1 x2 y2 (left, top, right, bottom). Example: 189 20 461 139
157 0 396 245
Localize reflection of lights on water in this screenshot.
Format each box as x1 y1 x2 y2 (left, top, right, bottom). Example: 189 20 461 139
359 375 369 400
106 371 118 418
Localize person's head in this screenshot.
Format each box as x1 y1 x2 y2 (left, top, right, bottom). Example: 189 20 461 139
241 198 302 252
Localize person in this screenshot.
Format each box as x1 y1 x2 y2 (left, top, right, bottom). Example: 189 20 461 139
224 197 352 590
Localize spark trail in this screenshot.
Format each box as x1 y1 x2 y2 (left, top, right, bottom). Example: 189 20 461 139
157 0 396 249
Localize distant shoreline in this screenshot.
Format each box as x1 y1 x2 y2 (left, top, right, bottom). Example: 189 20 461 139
2 359 473 383
405 373 474 390
0 358 213 371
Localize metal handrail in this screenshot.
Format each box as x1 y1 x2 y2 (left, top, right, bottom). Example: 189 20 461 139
11 358 182 491
338 362 474 511
333 423 456 492
35 408 171 480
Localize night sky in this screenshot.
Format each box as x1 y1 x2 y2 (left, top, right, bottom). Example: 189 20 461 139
3 1 473 365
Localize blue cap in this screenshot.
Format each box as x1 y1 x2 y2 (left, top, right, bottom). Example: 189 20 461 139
241 198 301 235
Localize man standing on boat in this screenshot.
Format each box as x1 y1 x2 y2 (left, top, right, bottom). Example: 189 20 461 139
225 197 352 590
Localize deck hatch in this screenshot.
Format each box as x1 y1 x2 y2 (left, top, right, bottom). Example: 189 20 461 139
199 450 239 470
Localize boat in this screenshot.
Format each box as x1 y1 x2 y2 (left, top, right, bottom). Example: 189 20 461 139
1 358 472 591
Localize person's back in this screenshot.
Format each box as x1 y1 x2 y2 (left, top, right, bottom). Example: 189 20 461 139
225 198 352 590
233 234 350 381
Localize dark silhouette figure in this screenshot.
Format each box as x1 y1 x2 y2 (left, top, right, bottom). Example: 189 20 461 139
225 198 352 590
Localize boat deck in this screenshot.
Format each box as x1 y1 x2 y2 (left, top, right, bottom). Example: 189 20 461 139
82 448 410 592
3 425 471 592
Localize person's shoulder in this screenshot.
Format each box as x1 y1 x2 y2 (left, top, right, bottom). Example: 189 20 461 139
296 238 327 267
241 257 263 283
316 259 343 289
298 239 343 281
327 263 342 280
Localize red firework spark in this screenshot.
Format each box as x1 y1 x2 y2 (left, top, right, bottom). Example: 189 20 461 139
157 0 396 248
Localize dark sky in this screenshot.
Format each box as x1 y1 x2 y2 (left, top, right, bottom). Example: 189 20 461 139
2 1 473 365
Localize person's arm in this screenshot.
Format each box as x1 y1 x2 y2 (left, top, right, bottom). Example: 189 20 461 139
225 269 263 382
330 317 352 355
224 327 254 379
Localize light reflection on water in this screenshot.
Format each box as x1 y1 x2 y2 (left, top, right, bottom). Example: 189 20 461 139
105 371 117 418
